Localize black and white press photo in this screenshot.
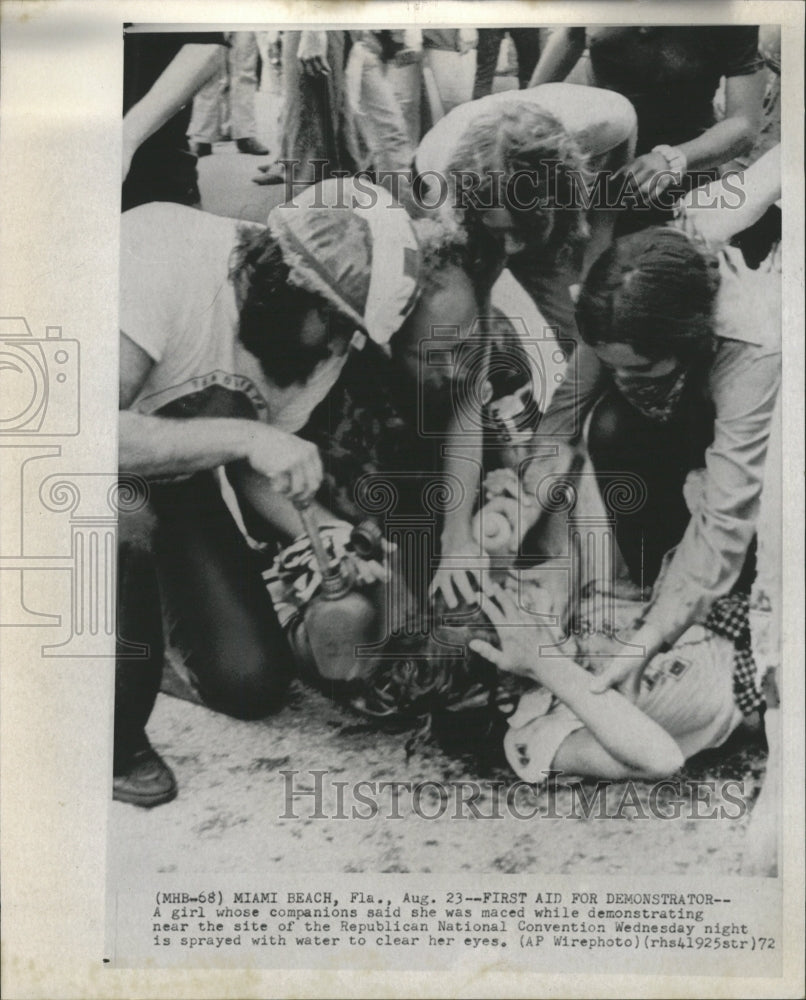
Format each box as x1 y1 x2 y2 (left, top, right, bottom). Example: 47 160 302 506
1 4 803 998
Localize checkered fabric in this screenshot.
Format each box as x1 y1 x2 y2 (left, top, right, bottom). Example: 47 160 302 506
705 592 764 716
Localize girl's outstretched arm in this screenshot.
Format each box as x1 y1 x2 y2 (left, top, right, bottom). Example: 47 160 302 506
470 582 684 779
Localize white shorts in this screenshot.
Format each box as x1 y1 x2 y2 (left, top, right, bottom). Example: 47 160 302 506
505 625 744 784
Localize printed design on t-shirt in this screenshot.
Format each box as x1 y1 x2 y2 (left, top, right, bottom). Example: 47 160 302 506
514 742 530 770
139 369 270 419
667 658 690 679
642 655 691 692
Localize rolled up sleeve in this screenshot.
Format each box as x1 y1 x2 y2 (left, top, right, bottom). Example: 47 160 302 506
643 338 780 638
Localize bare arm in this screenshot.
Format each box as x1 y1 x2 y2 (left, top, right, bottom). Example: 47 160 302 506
678 143 781 247
430 416 488 608
551 726 672 781
678 71 766 173
120 409 272 478
225 460 335 539
528 652 683 779
528 28 586 87
472 584 684 778
620 71 767 198
122 43 225 180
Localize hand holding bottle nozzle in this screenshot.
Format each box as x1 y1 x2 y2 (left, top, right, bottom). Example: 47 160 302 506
292 497 393 597
292 498 351 597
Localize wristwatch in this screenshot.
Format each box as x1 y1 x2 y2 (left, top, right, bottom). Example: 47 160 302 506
651 144 688 184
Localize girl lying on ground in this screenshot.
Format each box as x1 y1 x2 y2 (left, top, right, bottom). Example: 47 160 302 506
468 577 755 783
256 498 757 787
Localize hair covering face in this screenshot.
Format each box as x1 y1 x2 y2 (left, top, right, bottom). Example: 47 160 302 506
267 178 422 347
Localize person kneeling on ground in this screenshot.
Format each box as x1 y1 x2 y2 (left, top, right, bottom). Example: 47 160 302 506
115 179 428 807
515 150 781 705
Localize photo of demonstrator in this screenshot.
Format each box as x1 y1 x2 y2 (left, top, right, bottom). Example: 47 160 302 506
114 23 782 880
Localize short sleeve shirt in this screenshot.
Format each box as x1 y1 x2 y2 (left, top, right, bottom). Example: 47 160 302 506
415 83 637 177
585 26 763 151
120 202 347 433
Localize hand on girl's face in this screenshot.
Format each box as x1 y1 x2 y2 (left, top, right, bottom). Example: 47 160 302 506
469 580 557 676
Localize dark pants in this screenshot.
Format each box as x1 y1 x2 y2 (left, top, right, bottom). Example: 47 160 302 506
473 28 541 98
114 472 292 771
587 385 714 588
280 30 350 182
121 149 201 212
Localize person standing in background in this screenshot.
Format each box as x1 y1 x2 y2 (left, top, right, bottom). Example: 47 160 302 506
344 31 414 178
386 29 424 148
473 28 542 98
421 28 478 117
122 29 228 210
187 31 270 158
254 30 349 186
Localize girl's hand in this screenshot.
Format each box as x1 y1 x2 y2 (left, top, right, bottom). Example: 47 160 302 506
469 580 551 678
588 655 644 703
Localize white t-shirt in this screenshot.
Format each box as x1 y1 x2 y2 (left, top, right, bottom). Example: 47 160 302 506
416 83 638 176
503 579 744 785
119 202 347 434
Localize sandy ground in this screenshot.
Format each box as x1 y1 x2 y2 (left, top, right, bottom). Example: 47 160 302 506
111 52 770 881
109 680 768 879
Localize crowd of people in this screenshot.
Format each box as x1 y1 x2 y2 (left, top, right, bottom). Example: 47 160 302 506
117 24 783 874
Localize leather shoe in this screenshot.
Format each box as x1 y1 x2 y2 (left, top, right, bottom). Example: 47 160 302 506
113 746 178 808
253 163 287 185
237 137 270 155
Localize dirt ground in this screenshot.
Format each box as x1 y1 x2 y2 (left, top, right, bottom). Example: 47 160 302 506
109 681 768 880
